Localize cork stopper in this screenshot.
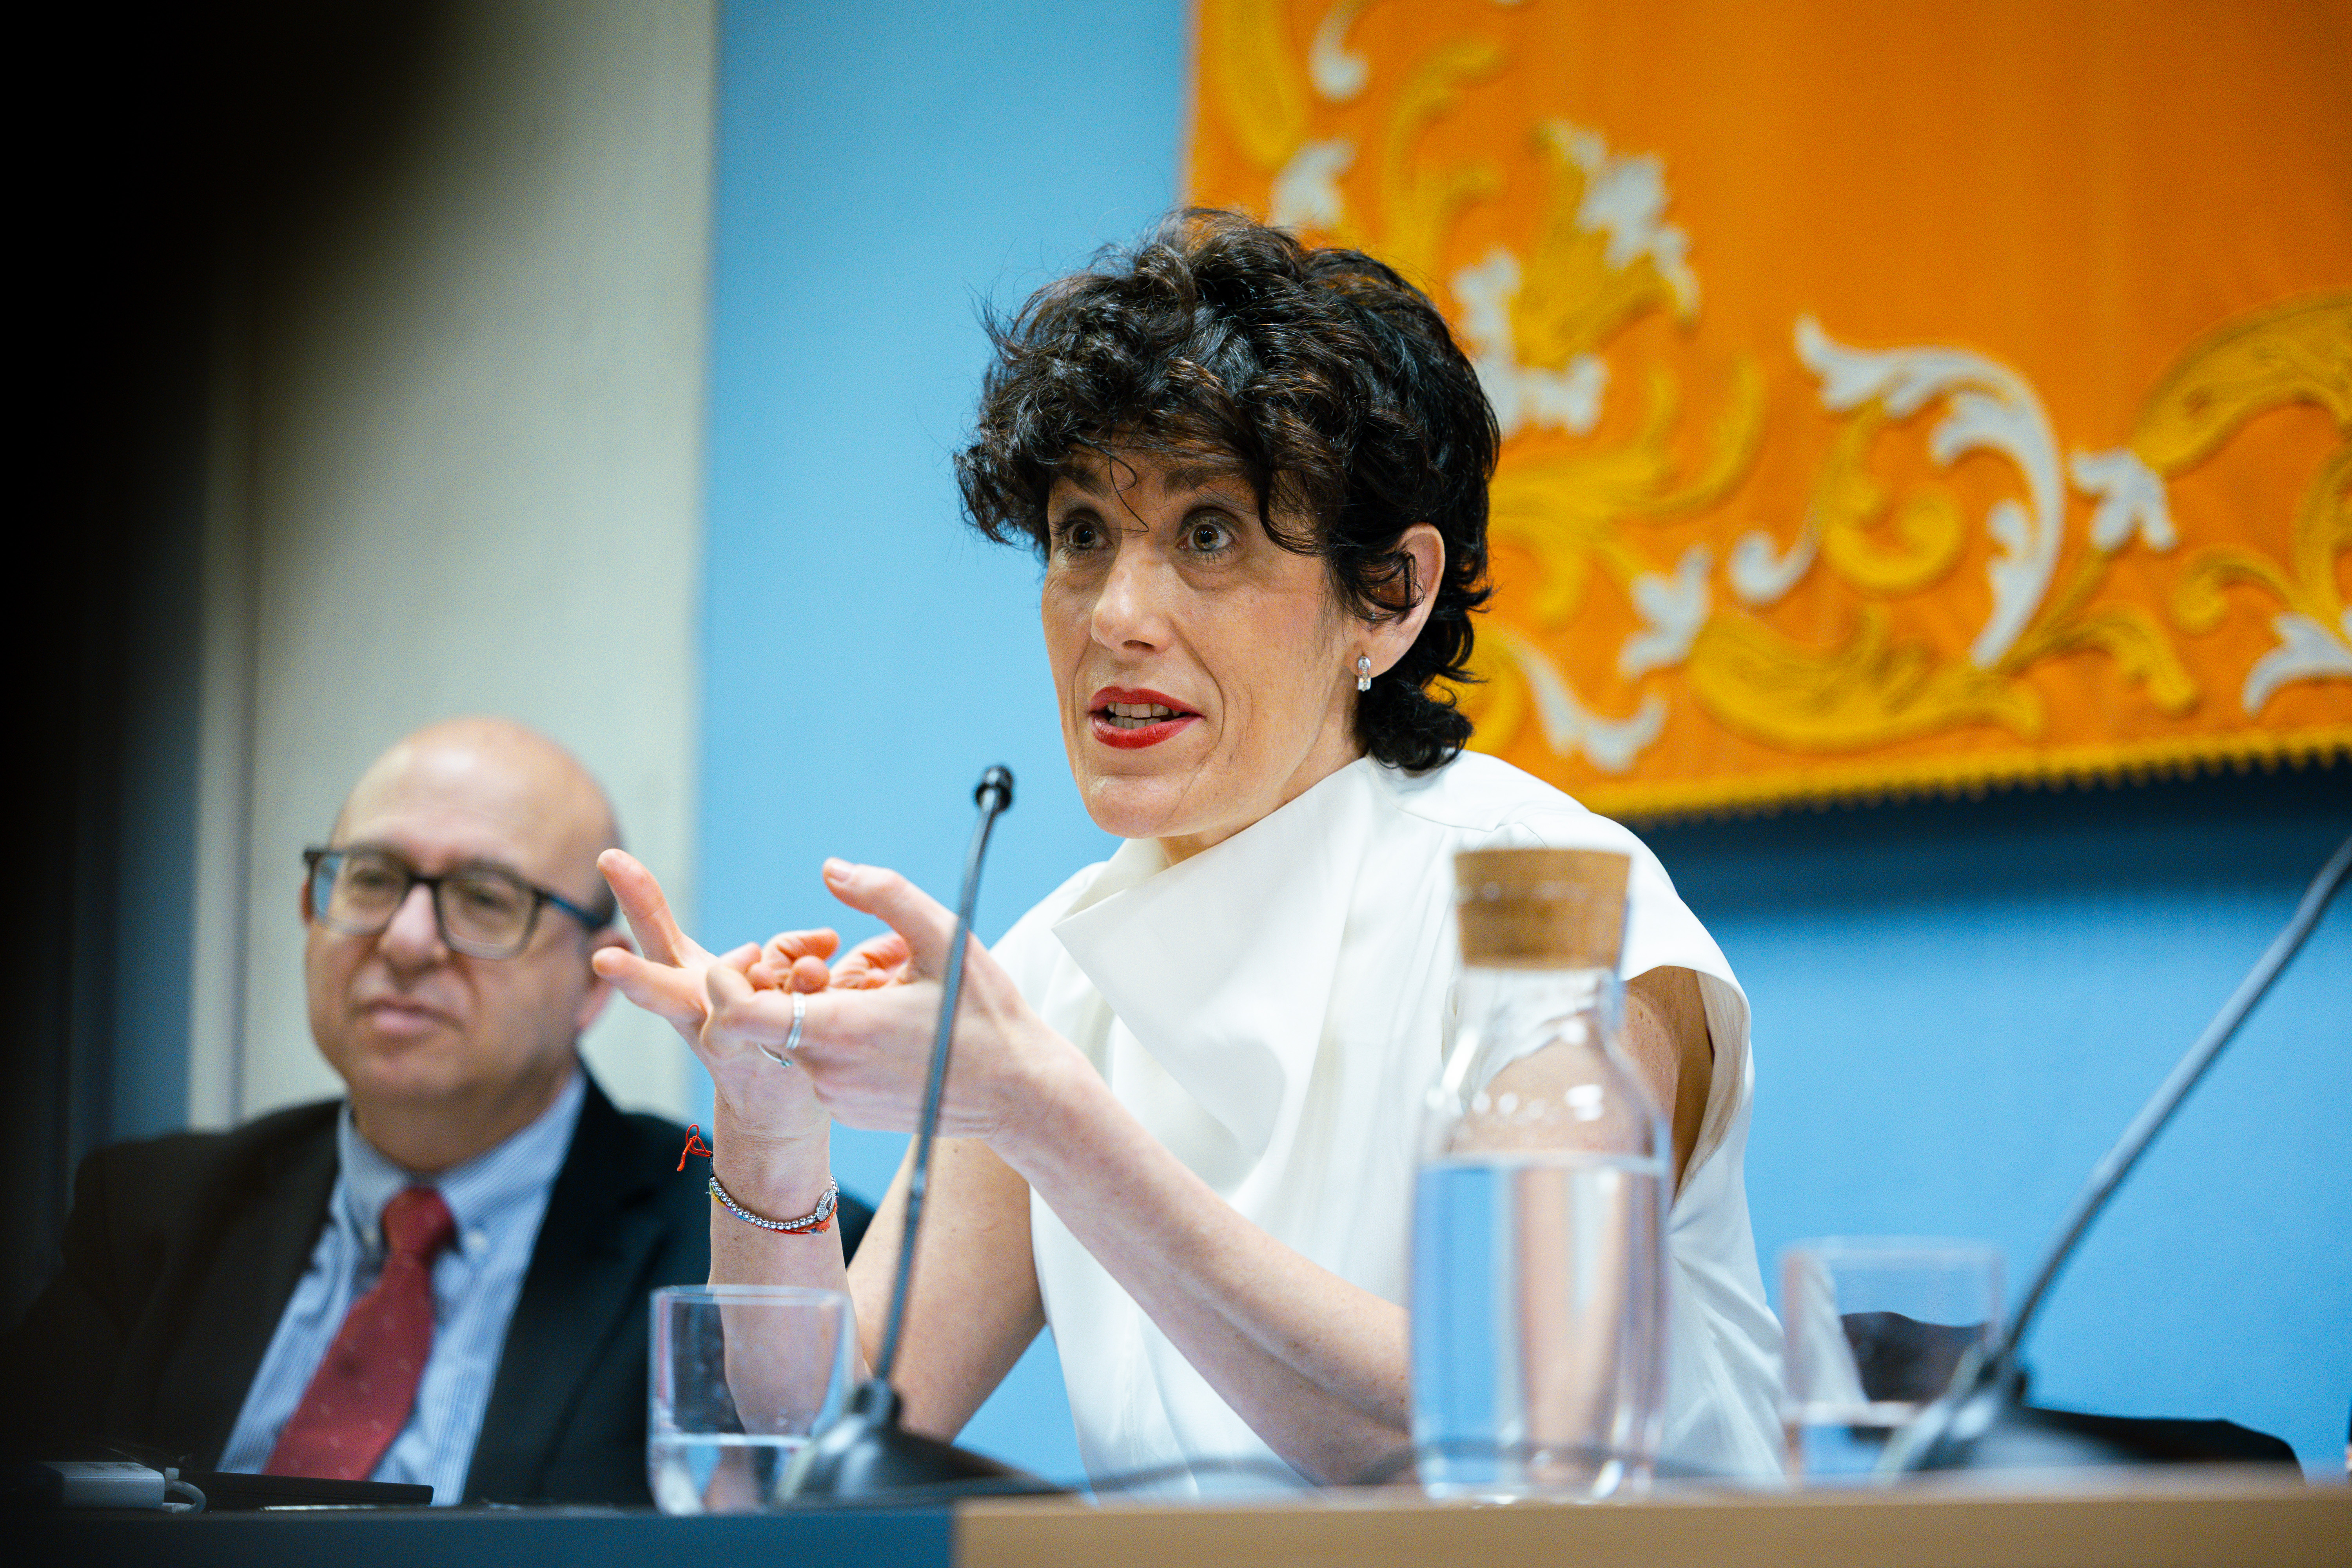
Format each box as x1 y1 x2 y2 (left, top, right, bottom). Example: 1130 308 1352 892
1455 847 1630 969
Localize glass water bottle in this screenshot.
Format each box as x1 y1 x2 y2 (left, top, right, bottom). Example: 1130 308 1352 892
1411 847 1670 1500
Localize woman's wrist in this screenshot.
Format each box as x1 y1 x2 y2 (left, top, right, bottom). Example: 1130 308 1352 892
985 1027 1102 1180
709 1110 832 1208
710 1171 840 1234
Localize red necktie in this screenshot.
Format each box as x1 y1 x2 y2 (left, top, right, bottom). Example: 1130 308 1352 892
265 1185 457 1481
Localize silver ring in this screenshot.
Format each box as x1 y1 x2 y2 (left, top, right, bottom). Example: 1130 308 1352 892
755 989 806 1067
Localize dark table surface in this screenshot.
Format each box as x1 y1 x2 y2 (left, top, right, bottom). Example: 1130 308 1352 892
13 1503 955 1568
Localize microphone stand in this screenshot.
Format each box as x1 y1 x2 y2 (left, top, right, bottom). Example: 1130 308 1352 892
782 766 1068 1502
1881 828 2352 1474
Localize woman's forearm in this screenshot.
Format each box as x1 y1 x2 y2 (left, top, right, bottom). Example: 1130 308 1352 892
707 1119 856 1303
699 1114 878 1414
991 1048 1412 1485
704 1109 1051 1426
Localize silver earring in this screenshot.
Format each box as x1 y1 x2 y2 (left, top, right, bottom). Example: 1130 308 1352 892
1356 654 1372 693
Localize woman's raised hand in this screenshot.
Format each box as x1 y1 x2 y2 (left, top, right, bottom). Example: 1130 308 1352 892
597 848 1069 1149
595 848 832 1141
708 857 1068 1146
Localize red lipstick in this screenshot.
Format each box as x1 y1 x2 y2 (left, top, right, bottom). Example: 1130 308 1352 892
1087 686 1201 750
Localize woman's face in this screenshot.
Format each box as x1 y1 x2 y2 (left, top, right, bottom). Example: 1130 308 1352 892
1042 448 1363 862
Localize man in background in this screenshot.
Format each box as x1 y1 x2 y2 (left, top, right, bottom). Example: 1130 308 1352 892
3 717 867 1504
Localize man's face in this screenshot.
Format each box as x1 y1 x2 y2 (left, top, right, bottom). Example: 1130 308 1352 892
304 730 619 1142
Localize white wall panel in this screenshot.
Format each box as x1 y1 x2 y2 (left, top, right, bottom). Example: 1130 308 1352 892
196 0 713 1127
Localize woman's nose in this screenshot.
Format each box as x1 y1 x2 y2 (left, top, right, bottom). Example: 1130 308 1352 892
1091 545 1172 649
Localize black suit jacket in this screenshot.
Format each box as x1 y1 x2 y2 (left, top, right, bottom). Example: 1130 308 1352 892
1 1074 871 1504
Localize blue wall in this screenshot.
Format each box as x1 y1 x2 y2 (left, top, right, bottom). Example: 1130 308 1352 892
704 0 1188 1480
706 2 2350 1477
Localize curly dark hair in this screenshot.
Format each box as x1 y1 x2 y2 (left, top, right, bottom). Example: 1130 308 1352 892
955 209 1497 772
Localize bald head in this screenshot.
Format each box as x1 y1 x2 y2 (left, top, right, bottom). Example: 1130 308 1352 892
336 717 618 921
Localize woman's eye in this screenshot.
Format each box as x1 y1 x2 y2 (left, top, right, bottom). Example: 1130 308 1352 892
1185 518 1233 554
1054 519 1103 553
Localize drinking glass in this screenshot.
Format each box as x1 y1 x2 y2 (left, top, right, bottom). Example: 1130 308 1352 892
648 1284 855 1514
1778 1238 2002 1481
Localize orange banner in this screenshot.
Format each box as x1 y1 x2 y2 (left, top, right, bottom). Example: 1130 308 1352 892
1188 0 2352 815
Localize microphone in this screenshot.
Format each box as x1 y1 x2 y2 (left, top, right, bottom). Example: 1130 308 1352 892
782 765 1065 1501
974 764 1013 815
1883 828 2352 1473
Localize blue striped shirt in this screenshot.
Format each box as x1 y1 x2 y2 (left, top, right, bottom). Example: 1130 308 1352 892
215 1068 586 1503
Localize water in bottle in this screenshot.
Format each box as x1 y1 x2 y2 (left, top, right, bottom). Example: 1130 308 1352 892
1411 848 1669 1500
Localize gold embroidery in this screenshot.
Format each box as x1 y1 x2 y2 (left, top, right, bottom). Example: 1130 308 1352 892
1199 0 1313 172
1190 2 2352 811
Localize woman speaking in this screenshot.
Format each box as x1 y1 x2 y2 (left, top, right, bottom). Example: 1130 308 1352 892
597 211 1782 1486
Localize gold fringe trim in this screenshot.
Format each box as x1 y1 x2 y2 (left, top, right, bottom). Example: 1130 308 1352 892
1566 727 2352 824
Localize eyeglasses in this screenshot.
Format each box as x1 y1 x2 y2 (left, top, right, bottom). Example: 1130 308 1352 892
303 846 610 960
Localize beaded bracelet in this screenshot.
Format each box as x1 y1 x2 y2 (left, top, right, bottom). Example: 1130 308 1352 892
708 1173 838 1234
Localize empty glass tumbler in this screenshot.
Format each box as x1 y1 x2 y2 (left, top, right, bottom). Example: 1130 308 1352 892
1777 1237 2002 1480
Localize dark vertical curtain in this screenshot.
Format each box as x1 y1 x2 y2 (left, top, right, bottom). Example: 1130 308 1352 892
3 0 455 1325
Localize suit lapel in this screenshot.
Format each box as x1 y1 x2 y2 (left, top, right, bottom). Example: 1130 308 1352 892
464 1075 666 1501
142 1119 339 1466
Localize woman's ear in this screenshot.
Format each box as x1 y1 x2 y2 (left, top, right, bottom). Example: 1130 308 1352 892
1368 523 1445 675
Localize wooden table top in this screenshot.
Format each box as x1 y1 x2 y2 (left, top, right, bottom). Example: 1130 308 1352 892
960 1468 2348 1568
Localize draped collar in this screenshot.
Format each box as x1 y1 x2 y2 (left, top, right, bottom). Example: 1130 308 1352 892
1051 758 1384 1163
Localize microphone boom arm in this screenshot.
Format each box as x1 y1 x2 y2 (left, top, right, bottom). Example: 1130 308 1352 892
872 766 1013 1385
780 765 1060 1501
1884 827 2352 1473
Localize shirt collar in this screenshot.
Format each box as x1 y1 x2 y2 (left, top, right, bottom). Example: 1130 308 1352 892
1051 757 1381 1161
336 1066 587 1256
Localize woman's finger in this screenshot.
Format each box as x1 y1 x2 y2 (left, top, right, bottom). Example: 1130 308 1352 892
593 946 707 1033
761 928 842 965
745 953 833 993
821 860 956 975
833 931 913 988
599 849 698 967
747 932 836 993
842 931 910 967
704 957 808 1051
724 945 818 992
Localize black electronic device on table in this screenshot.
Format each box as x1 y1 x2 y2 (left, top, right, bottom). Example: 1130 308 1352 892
5 1459 431 1512
179 1470 434 1510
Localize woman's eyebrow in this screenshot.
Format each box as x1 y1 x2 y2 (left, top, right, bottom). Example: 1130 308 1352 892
1160 461 1252 495
1051 457 1254 511
1054 459 1117 498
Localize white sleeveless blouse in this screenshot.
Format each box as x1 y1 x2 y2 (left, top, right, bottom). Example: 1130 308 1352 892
991 753 1784 1486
